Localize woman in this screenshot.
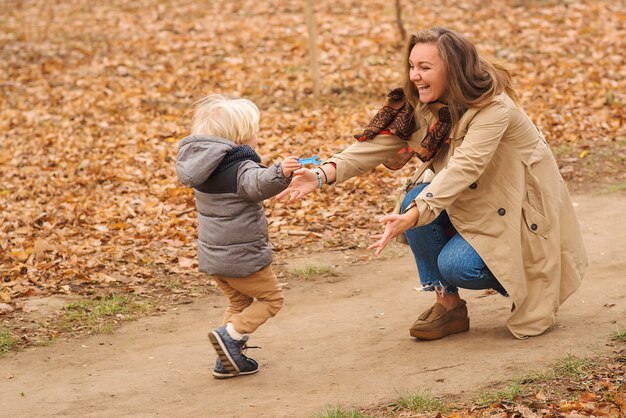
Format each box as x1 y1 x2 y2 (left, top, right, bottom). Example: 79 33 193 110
277 28 587 340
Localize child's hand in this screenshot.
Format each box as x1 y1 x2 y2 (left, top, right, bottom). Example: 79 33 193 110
281 156 301 177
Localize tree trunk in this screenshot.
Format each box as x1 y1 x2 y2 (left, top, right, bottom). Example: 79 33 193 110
395 0 407 42
304 0 321 97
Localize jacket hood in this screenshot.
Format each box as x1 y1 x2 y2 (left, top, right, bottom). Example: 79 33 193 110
175 135 238 188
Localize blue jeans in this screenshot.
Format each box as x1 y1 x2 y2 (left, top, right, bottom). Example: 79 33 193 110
401 183 507 296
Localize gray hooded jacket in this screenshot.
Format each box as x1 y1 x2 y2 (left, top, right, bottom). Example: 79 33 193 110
176 135 291 277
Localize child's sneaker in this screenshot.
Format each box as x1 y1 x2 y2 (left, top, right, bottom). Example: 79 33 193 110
209 326 259 377
212 357 238 379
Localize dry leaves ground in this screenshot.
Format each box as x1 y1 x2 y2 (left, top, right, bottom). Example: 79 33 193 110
0 0 624 415
359 343 626 417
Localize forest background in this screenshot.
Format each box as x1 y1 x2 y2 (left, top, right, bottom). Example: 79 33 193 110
0 0 624 416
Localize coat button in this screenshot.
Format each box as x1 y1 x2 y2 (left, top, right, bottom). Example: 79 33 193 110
426 192 433 197
531 223 538 231
498 208 506 216
469 182 477 189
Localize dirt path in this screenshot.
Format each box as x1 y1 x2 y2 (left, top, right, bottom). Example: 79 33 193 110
1 192 625 418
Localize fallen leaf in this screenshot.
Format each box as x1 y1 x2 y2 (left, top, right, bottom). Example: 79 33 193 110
579 391 597 402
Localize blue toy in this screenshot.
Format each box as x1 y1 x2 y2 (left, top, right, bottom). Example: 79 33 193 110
298 155 322 166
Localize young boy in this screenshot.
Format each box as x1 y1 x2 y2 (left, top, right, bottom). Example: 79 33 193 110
175 94 300 379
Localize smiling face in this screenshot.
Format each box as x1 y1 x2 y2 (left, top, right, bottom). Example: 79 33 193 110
408 43 448 104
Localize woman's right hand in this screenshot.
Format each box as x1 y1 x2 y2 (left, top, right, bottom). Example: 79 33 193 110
275 168 319 201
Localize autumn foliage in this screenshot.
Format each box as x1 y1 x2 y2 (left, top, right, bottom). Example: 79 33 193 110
1 0 624 308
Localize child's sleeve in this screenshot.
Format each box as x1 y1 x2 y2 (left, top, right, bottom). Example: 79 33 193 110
237 161 291 202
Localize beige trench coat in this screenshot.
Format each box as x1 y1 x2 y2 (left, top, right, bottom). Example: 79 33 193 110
328 93 587 339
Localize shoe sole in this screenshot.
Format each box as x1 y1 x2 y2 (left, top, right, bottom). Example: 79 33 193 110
212 370 237 379
410 318 470 340
208 331 240 374
212 368 259 379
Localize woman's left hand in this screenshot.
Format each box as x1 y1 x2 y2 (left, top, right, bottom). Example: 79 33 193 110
368 208 419 256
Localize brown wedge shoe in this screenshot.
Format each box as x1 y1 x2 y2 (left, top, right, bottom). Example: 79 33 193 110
409 300 470 340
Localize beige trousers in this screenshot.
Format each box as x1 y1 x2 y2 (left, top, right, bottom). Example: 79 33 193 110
212 264 284 334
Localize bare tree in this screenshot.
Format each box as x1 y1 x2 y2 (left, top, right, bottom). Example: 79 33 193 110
304 0 321 97
395 0 407 41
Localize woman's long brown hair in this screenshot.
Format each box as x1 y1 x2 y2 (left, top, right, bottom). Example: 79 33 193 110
403 27 519 132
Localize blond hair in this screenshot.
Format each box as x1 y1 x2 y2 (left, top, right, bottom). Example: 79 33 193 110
402 28 519 129
191 94 260 144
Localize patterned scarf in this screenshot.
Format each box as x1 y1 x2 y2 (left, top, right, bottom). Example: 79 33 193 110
215 144 262 173
354 88 452 170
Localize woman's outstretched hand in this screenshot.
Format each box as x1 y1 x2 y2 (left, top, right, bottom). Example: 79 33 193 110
275 168 319 201
368 208 419 256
